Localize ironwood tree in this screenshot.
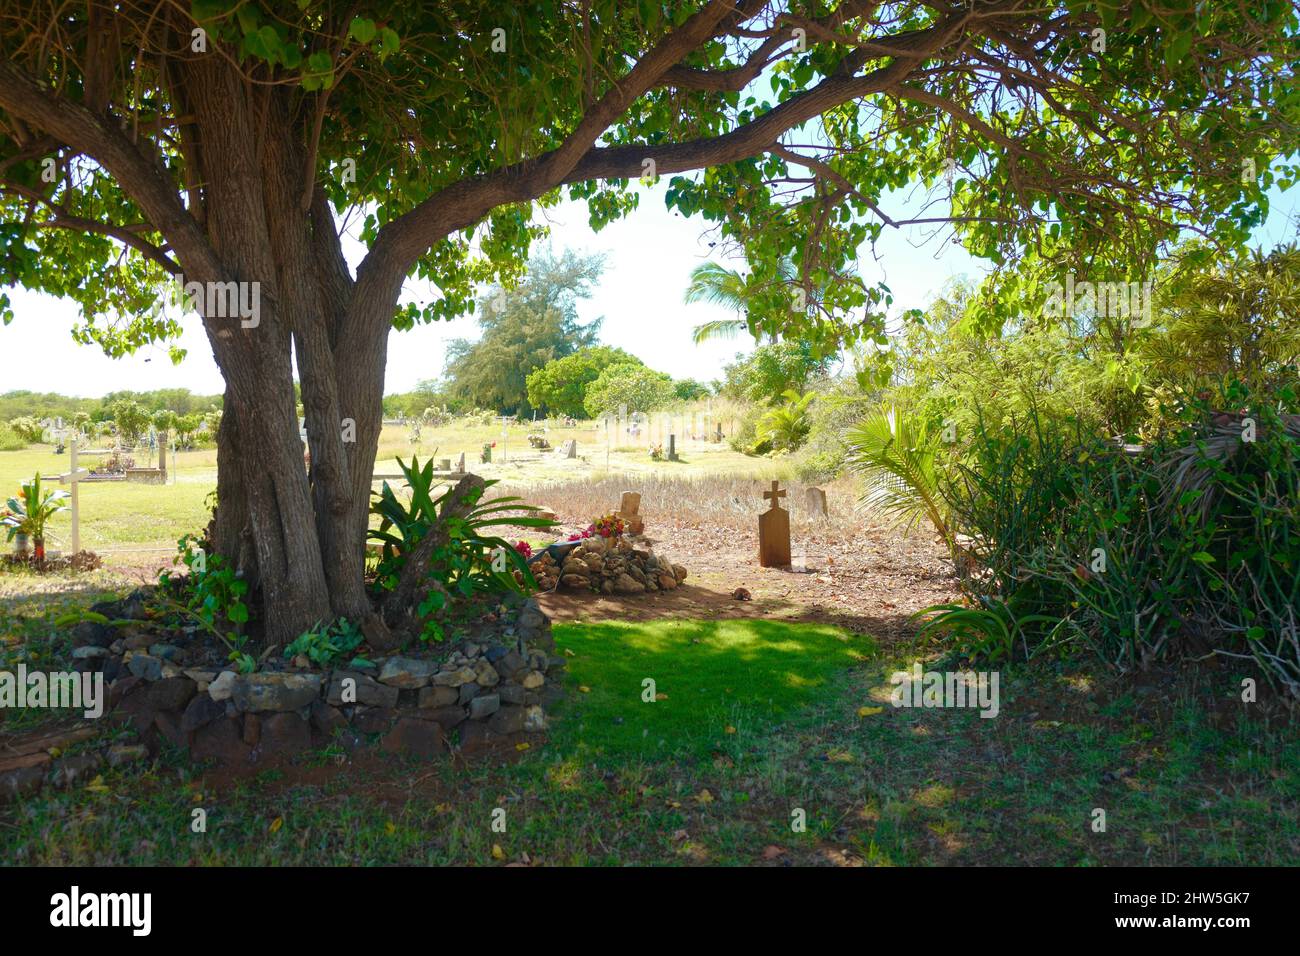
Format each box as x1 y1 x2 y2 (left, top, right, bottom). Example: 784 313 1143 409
0 1 1294 643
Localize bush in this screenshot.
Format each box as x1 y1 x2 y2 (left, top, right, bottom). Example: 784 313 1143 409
7 417 44 444
0 422 26 451
933 388 1300 700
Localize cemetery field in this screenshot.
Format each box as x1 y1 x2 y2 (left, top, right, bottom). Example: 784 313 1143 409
0 420 784 565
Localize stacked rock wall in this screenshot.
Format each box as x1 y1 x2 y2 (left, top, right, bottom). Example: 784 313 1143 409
62 596 562 770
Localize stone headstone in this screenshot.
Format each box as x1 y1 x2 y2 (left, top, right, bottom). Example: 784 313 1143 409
455 451 466 473
439 457 452 471
668 434 678 461
558 439 577 459
617 491 643 535
758 480 791 568
805 486 828 517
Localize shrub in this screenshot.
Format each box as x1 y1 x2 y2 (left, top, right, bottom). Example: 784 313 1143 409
7 417 44 444
934 389 1300 701
755 390 814 452
0 422 26 451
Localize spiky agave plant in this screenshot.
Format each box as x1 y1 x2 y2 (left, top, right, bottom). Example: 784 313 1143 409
844 407 956 559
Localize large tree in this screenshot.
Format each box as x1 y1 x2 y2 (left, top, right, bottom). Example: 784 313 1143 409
0 1 1294 644
444 249 603 414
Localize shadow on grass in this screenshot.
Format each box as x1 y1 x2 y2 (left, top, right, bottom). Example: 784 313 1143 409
550 617 876 762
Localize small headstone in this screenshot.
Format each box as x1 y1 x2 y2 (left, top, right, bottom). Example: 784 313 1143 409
439 457 452 471
455 452 466 473
617 491 643 535
668 434 678 461
758 480 791 568
558 439 577 459
805 486 828 517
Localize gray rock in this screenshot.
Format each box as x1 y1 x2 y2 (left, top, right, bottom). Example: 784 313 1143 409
148 643 184 661
71 645 110 660
231 673 322 713
0 765 45 801
418 685 460 709
499 683 527 706
327 672 399 708
458 681 481 705
208 670 237 701
147 676 197 712
378 656 438 689
523 705 547 732
468 694 500 720
484 644 508 664
69 620 115 649
432 665 477 688
127 653 163 681
488 704 525 734
182 693 227 733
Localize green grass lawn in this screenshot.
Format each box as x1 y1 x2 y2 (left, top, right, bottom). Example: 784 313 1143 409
555 618 870 760
3 591 1295 866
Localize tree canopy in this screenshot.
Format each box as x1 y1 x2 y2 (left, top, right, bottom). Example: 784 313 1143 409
526 345 644 418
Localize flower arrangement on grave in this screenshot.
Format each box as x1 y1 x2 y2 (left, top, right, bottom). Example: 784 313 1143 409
3 473 70 560
649 443 664 461
565 527 593 542
592 513 624 538
480 441 495 463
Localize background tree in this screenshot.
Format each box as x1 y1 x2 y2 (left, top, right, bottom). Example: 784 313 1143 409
673 378 712 401
721 342 834 404
109 400 150 446
585 363 677 417
526 345 643 417
445 250 603 415
0 1 1293 642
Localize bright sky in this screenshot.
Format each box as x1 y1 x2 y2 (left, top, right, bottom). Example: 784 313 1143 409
0 180 1296 399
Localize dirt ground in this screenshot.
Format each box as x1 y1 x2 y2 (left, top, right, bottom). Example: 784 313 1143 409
536 505 959 643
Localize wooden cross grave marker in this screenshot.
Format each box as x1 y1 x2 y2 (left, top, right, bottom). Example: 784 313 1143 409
759 480 791 567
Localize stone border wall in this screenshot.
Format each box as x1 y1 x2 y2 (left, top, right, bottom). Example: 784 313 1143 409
79 598 562 769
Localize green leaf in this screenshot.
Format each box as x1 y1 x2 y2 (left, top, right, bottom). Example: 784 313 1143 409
349 17 377 45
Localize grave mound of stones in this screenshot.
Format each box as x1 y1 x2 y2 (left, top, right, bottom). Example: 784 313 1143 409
2 590 564 798
530 534 687 595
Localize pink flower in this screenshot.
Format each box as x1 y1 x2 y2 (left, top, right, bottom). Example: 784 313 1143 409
514 540 533 559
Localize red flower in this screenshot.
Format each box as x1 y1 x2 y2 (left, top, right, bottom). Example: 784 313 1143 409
514 540 533 559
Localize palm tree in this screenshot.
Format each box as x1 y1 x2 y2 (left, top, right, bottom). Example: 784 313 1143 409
844 407 955 558
683 258 799 344
684 262 751 343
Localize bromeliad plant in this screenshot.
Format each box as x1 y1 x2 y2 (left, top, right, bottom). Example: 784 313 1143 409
3 473 70 561
369 456 556 641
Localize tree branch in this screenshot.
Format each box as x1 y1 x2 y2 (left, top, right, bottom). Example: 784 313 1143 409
0 59 222 283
